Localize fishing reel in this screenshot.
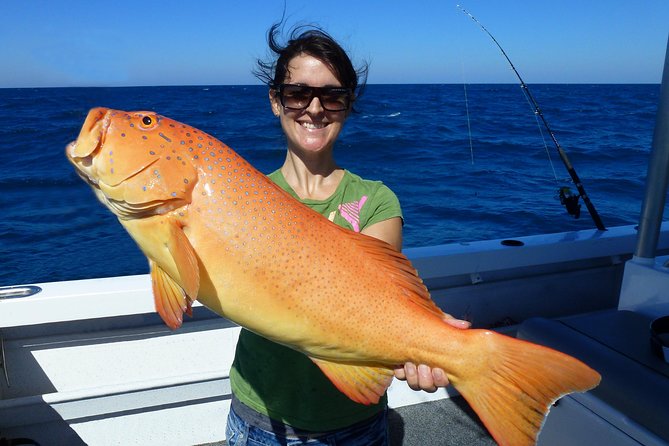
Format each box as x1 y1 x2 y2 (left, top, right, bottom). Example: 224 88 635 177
558 187 581 219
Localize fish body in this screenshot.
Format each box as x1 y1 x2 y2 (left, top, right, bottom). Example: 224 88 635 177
67 108 600 446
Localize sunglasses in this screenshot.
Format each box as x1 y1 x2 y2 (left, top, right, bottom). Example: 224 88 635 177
276 84 352 112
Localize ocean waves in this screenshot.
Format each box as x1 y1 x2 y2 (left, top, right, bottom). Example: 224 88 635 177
0 83 663 286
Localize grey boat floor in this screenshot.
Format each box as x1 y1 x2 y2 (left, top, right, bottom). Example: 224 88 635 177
199 396 495 445
387 397 495 445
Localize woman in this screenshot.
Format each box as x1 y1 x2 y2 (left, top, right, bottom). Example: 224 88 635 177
227 24 469 445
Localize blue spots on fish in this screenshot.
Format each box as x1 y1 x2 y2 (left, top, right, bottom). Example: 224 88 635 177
159 132 172 143
108 150 115 174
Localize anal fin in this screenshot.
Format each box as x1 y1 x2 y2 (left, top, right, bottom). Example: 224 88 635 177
310 357 394 405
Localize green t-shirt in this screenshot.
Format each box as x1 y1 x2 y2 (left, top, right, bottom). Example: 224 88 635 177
229 169 402 431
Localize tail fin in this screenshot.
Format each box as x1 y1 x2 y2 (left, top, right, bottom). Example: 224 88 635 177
452 330 601 446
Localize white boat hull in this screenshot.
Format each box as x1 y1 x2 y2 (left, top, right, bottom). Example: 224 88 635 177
1 223 668 445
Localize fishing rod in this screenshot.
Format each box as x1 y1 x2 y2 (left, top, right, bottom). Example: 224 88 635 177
458 5 606 231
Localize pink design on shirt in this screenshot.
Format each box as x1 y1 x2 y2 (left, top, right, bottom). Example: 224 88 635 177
338 196 368 232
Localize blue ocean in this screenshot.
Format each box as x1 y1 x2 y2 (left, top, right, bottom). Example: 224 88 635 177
0 84 663 287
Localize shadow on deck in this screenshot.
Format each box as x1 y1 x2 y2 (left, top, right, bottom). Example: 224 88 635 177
197 396 495 446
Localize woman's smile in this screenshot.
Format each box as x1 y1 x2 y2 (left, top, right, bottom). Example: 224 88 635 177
299 121 327 130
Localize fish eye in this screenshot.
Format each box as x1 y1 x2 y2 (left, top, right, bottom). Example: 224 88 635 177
139 114 158 128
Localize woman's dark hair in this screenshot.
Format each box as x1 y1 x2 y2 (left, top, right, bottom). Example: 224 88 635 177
254 23 368 106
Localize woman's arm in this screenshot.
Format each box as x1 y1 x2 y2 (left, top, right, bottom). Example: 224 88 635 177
360 216 403 251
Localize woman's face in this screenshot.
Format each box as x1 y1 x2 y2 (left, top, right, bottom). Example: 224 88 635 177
270 53 350 158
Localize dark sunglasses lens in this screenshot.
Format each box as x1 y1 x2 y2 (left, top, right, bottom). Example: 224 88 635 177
281 85 312 109
319 89 350 111
280 85 350 111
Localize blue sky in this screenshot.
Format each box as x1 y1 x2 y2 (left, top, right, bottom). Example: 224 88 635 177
1 0 668 87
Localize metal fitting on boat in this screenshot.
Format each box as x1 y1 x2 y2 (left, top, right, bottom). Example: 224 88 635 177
650 316 669 363
0 333 8 387
0 286 42 299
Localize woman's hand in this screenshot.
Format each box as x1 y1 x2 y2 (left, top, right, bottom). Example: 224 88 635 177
394 315 470 392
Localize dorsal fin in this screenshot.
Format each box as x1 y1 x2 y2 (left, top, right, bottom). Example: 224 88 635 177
338 225 447 319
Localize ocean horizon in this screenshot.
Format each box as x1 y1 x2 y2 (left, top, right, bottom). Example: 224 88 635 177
1 82 661 90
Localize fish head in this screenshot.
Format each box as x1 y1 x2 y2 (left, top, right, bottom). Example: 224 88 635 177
66 107 198 219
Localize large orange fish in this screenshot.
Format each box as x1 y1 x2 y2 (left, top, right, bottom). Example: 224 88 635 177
66 108 600 446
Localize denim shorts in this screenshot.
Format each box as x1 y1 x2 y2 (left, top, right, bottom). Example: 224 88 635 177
225 402 389 446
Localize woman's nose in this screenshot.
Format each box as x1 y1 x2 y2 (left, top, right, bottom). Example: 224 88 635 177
305 95 325 114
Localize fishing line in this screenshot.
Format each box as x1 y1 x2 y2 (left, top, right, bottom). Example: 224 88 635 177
518 87 559 183
457 5 606 230
461 63 475 165
454 12 476 166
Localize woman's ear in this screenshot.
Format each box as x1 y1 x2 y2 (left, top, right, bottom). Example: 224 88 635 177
269 89 281 117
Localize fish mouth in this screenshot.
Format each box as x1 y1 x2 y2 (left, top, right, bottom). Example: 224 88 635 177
66 107 110 185
103 191 188 220
72 154 188 220
69 154 100 190
73 157 188 220
66 107 188 220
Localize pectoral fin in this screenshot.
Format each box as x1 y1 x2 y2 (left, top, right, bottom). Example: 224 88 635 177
151 260 193 329
122 217 200 330
310 358 394 405
167 221 200 300
151 221 199 329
